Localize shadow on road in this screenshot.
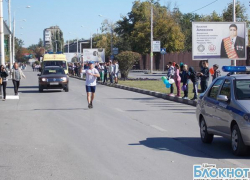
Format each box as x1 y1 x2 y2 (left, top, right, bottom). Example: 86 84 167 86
129 137 250 159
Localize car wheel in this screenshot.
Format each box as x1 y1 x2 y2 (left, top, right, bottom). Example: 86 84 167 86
39 86 43 92
200 117 214 143
65 85 69 92
231 124 248 156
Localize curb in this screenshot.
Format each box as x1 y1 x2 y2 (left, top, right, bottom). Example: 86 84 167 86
69 75 197 107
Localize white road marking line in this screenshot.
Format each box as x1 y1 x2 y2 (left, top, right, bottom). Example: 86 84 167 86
6 95 19 100
114 108 124 113
150 125 167 132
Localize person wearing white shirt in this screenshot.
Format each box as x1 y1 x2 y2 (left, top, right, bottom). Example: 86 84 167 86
114 60 119 84
108 60 114 83
82 61 100 109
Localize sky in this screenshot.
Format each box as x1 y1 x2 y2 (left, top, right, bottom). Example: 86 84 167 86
2 0 249 47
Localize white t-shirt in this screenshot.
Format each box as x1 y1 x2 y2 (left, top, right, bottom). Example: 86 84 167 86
82 68 99 86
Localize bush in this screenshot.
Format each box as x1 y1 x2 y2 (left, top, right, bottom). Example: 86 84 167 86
116 51 140 80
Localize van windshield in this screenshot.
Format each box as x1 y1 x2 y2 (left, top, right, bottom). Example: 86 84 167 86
44 61 67 70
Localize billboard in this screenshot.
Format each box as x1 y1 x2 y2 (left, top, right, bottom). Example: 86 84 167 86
82 48 105 63
192 22 247 60
45 30 51 42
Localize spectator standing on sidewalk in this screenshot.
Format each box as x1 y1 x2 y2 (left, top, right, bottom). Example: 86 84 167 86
81 61 100 109
167 61 175 96
188 67 198 100
109 60 114 83
114 60 119 84
103 62 108 83
212 64 221 81
198 61 209 93
0 65 9 101
12 62 26 96
181 64 189 99
174 64 181 98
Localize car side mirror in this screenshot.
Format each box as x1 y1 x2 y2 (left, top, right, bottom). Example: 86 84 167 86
37 74 41 76
217 95 228 102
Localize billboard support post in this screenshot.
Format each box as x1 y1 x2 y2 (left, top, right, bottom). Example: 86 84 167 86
233 0 236 69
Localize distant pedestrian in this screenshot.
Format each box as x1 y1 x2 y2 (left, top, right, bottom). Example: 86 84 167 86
198 61 209 93
82 61 100 109
174 64 181 98
103 62 108 83
212 64 221 81
188 67 198 100
181 64 189 99
0 65 9 101
109 60 114 83
12 62 26 96
167 61 174 96
114 60 119 84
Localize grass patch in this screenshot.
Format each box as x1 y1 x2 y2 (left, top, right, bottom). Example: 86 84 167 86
118 80 199 99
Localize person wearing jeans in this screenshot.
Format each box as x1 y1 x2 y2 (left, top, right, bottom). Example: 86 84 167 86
12 62 26 95
188 67 198 100
0 65 9 101
181 64 189 99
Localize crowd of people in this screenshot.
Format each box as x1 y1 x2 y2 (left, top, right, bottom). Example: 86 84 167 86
68 60 119 84
166 61 221 100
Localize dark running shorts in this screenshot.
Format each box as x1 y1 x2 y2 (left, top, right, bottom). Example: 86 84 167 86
86 85 96 93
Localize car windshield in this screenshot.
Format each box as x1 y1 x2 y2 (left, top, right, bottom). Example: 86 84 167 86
44 61 67 70
235 79 250 100
43 68 65 75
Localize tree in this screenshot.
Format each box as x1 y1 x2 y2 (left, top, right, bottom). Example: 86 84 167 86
222 1 249 22
116 51 141 79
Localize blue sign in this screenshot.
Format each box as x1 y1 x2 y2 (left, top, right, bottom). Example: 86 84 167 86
160 48 166 55
110 55 114 60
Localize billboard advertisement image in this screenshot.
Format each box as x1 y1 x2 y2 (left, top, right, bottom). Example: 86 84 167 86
192 22 247 60
82 48 105 63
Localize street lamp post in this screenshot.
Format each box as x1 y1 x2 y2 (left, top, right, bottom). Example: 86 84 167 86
0 0 4 65
53 40 62 52
69 32 78 60
13 6 30 62
150 3 153 74
8 0 12 69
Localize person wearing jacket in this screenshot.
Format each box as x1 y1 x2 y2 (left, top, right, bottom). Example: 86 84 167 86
181 64 189 99
188 67 198 100
167 61 175 96
0 65 9 101
12 62 26 95
212 64 221 81
174 64 181 97
198 61 209 93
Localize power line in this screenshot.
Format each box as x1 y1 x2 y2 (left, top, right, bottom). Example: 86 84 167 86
191 0 218 13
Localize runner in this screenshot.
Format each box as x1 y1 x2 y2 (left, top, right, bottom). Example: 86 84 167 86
82 61 100 109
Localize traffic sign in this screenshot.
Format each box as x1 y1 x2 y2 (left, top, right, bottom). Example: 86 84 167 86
110 55 114 60
153 41 161 52
113 48 119 55
160 48 166 55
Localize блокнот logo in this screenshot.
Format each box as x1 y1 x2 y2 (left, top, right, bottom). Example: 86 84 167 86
193 163 250 180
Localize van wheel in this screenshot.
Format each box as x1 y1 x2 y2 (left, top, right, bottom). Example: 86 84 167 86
231 124 248 156
65 85 69 92
200 117 213 143
39 86 43 92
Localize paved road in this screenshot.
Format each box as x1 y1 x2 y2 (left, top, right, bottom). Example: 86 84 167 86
0 67 249 180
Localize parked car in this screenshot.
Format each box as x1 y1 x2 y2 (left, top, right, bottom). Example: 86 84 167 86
38 66 69 92
196 66 250 156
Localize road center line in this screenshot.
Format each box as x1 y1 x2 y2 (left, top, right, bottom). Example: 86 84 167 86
150 125 167 132
114 108 124 113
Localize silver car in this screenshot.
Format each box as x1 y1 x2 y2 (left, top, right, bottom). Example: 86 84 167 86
196 73 250 156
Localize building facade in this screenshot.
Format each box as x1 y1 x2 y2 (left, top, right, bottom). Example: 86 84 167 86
43 26 64 52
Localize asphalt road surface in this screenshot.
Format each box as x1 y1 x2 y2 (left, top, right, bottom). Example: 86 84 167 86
0 67 249 180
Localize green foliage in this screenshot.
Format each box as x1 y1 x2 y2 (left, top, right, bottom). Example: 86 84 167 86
222 1 248 22
116 51 141 79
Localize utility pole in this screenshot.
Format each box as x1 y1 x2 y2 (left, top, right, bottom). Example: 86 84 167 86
12 17 15 62
0 0 5 65
233 0 236 68
8 0 12 70
150 3 153 73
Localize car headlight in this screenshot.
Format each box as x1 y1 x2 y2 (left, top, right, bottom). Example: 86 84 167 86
41 78 47 82
243 113 250 121
61 77 67 81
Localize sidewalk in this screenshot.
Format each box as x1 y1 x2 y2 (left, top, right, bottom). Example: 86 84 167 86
0 79 20 100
